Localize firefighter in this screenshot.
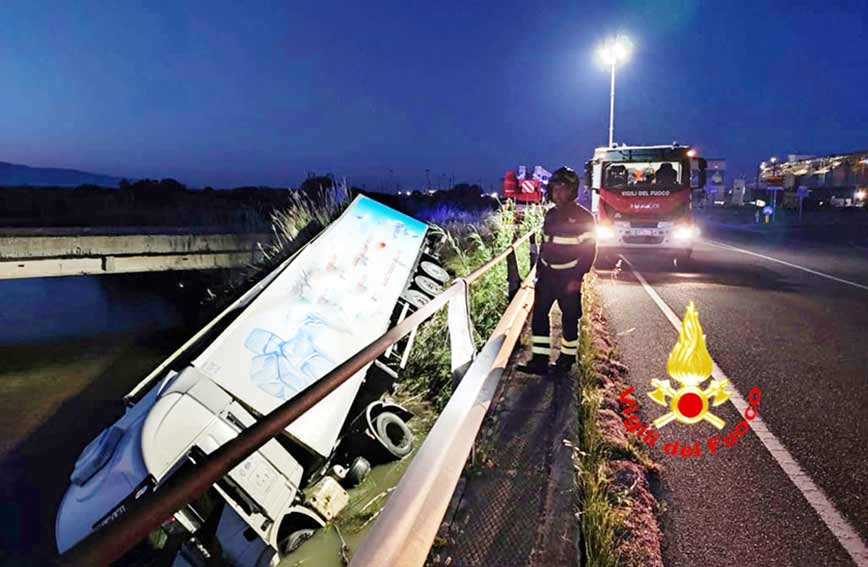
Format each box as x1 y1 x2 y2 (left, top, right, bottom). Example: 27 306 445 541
518 166 597 374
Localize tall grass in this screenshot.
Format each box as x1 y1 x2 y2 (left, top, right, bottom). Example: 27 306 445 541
402 202 544 408
264 185 349 264
202 186 349 315
576 274 623 567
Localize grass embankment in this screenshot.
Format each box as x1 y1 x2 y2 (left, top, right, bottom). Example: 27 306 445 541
576 273 664 567
402 202 542 408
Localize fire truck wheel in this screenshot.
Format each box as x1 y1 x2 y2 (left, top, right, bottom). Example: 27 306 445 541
594 253 616 269
674 251 692 268
374 412 414 458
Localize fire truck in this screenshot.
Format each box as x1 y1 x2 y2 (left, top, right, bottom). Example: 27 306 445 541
584 144 707 265
502 165 550 205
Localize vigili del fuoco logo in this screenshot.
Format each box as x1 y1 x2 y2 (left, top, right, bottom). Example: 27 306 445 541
618 302 763 458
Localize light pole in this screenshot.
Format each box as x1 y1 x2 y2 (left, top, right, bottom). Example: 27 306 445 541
597 35 632 147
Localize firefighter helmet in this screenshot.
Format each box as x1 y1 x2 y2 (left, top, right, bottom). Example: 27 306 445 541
549 166 579 199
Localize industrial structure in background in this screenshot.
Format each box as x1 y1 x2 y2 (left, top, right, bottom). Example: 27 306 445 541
758 150 868 209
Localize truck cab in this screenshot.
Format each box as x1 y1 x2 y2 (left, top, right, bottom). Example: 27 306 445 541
585 144 706 265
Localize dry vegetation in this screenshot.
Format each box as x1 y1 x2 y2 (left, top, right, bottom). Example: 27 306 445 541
576 273 664 567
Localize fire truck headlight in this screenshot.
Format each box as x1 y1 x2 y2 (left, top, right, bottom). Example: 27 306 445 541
855 190 866 201
673 225 696 241
596 225 615 241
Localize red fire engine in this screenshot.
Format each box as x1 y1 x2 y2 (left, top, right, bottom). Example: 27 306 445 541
502 165 549 204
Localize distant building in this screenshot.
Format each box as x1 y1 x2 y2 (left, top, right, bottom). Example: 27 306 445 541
760 150 868 207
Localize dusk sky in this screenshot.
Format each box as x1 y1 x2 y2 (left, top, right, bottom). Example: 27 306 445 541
1 1 865 190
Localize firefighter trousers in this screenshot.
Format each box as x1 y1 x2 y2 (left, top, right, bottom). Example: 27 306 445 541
530 269 583 359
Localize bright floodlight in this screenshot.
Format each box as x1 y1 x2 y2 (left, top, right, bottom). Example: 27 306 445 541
598 36 632 65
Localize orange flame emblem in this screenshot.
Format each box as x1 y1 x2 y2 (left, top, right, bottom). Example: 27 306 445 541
648 302 731 429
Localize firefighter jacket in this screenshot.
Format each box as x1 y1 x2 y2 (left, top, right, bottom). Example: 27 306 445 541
539 202 596 277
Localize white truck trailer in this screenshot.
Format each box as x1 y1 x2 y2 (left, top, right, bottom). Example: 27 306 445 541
55 195 447 566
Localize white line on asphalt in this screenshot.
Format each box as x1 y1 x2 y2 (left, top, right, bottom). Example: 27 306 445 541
706 239 868 292
620 255 868 566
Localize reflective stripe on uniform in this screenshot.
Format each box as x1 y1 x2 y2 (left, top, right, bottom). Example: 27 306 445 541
541 258 579 270
560 345 578 355
532 335 550 344
531 345 552 355
542 231 595 245
560 338 578 348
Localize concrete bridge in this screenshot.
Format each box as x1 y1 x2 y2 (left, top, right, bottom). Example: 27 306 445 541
0 227 272 280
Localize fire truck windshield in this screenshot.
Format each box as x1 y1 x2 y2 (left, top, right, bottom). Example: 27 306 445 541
604 161 684 190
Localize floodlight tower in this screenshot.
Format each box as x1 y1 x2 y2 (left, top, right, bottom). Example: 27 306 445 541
597 35 633 147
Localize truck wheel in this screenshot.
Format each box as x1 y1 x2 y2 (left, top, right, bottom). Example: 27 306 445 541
279 528 315 556
674 251 692 269
374 412 414 458
401 289 430 309
594 253 615 270
414 274 443 297
420 260 450 283
346 456 371 487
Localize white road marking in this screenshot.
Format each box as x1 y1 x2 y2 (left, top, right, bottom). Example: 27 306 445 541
706 239 868 292
620 255 868 566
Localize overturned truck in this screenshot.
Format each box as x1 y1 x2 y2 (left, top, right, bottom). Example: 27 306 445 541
55 196 449 566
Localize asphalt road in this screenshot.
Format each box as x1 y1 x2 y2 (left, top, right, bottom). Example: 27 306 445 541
596 225 868 567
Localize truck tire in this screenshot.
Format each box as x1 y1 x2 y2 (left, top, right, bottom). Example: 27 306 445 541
374 412 414 458
279 528 315 556
401 289 430 309
419 260 450 283
594 253 616 270
346 456 371 487
674 250 692 269
414 274 443 297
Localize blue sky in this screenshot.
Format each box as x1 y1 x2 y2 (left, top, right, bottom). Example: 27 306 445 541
0 1 865 189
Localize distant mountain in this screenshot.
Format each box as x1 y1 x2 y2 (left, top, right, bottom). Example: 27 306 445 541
0 161 123 187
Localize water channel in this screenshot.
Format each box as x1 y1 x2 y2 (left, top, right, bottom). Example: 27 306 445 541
0 271 430 567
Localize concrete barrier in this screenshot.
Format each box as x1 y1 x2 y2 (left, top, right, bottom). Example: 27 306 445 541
0 230 272 279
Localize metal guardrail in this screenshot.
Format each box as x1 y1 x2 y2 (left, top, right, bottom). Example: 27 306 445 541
53 229 537 567
350 269 535 567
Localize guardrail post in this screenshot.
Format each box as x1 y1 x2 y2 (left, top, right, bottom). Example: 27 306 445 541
506 247 520 299
529 232 538 270
447 279 476 386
